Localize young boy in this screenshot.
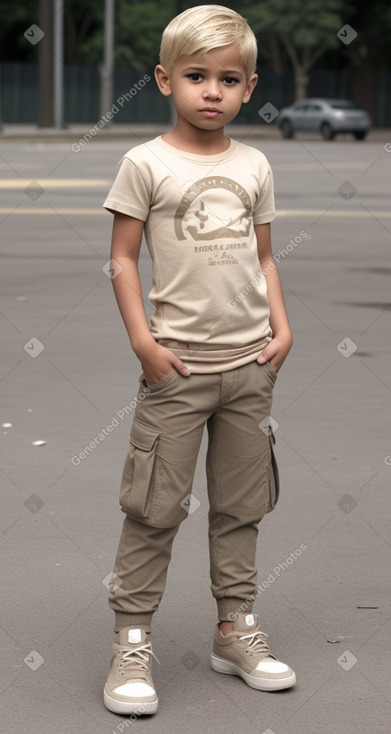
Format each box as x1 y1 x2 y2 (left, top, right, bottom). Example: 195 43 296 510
102 4 295 716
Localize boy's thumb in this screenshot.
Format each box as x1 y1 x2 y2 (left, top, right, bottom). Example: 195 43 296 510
257 351 268 363
174 357 191 376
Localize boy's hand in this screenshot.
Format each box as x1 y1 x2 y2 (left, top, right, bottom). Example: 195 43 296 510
135 340 191 387
256 331 293 373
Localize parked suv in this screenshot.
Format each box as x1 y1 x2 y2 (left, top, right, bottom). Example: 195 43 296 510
278 98 371 140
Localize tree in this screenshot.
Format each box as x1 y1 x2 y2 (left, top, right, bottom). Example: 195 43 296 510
0 0 40 62
243 0 346 100
0 0 180 67
337 0 391 121
79 0 185 69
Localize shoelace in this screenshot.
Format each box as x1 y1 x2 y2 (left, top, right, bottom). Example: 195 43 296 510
119 642 161 677
239 630 271 657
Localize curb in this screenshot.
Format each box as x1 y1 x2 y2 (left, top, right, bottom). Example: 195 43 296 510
0 123 282 143
0 124 390 143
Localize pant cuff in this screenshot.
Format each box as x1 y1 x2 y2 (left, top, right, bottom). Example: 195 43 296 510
114 612 154 631
217 597 254 621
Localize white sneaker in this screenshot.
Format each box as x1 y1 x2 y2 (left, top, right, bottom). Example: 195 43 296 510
211 613 296 691
103 626 159 715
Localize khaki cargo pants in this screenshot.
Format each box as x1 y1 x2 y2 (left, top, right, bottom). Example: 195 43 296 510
109 357 280 629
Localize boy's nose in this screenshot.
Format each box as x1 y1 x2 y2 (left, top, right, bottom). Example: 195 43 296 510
202 82 222 100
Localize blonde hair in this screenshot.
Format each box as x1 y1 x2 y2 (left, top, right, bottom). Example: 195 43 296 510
159 4 257 80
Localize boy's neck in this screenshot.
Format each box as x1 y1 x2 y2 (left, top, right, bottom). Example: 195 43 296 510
162 123 231 155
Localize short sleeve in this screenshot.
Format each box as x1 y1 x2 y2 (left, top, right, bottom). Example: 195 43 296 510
103 156 150 221
252 163 276 225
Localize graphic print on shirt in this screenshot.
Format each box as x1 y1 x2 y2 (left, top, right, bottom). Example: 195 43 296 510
174 177 253 266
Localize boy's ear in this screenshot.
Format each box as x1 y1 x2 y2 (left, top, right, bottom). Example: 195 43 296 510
154 65 172 96
242 73 258 104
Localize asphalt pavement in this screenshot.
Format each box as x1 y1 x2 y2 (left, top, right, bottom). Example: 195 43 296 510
1 131 391 734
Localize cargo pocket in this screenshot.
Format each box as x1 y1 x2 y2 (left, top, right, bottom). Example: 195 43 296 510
266 431 280 513
119 420 160 520
264 360 278 385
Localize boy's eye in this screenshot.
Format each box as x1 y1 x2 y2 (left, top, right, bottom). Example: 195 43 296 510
185 74 240 85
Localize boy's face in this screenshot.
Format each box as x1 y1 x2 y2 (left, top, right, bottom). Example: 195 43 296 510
155 43 257 132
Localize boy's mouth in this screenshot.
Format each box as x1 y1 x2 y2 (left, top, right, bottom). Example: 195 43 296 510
199 108 222 118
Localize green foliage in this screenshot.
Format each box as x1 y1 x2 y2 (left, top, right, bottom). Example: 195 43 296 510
64 1 101 65
243 0 344 63
0 0 390 73
0 0 41 61
343 0 391 69
242 0 348 96
245 0 344 40
111 0 175 68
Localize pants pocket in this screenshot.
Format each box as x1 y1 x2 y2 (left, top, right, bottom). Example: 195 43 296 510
139 369 178 391
264 360 278 384
119 418 195 527
266 431 280 513
119 419 160 519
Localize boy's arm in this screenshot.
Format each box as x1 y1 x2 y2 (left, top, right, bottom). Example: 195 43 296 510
255 222 293 372
109 212 190 384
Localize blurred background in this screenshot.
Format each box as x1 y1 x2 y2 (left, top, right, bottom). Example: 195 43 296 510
1 0 391 129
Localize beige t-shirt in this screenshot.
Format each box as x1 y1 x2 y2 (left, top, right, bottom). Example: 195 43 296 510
103 135 276 373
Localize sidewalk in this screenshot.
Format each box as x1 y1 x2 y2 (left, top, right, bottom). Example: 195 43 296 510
0 138 390 734
1 122 390 143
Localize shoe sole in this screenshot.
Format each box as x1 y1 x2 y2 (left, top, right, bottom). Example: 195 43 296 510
210 653 296 691
103 686 158 715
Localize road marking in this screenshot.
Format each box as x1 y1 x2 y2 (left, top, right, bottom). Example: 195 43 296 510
278 209 391 218
274 161 372 170
0 162 374 173
0 207 106 214
0 163 49 170
0 179 110 188
0 207 389 218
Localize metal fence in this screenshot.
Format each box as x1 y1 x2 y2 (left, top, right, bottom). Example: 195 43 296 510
1 62 390 126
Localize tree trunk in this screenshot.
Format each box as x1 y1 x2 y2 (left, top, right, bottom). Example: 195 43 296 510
295 69 309 100
38 0 53 127
270 34 284 74
353 67 379 125
282 37 309 101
